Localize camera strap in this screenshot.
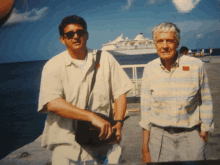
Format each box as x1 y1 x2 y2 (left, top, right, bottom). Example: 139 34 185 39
85 50 102 110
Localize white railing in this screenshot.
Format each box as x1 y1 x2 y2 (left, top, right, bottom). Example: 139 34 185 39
121 64 147 97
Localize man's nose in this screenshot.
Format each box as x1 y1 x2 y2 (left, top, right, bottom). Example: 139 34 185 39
73 32 80 38
162 41 168 48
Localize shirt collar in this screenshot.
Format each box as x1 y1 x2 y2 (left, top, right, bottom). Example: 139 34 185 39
160 52 180 71
64 49 93 67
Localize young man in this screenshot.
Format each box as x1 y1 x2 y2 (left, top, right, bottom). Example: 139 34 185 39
38 15 132 164
140 22 214 163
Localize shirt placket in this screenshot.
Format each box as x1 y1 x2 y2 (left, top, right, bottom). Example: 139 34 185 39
170 66 179 125
160 61 179 125
167 70 174 125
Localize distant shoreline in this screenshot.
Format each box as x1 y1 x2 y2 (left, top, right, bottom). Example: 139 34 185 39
0 48 220 65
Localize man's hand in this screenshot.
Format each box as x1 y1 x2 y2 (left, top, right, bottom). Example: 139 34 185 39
200 130 208 143
89 113 113 141
111 122 123 143
142 148 151 163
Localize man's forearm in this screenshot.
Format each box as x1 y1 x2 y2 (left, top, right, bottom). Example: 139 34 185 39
143 128 150 151
114 94 127 121
142 128 151 163
46 97 93 122
111 94 126 142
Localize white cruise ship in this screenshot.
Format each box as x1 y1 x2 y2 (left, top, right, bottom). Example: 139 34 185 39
101 33 157 55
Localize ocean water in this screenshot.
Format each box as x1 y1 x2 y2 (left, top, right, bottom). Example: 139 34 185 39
0 60 47 159
0 51 219 159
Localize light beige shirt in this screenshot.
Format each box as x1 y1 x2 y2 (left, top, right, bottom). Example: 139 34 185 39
38 49 133 160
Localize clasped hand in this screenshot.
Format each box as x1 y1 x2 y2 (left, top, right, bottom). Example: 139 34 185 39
90 113 122 142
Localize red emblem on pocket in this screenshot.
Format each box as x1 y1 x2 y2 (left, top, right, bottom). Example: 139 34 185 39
182 66 190 71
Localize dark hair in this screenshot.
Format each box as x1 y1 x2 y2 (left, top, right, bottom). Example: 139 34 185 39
180 46 189 54
59 15 87 36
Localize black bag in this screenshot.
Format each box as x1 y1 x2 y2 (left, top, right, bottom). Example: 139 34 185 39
75 50 117 147
75 113 118 147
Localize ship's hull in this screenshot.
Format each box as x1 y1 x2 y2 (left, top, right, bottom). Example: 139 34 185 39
107 48 157 55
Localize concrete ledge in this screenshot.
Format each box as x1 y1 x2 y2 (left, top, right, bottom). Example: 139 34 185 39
198 56 220 63
1 135 52 165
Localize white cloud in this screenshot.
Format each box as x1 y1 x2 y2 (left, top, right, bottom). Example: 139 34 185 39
176 20 218 34
175 20 220 47
175 21 202 32
172 0 201 13
121 0 136 11
3 7 49 26
147 0 165 5
196 33 203 38
121 0 200 13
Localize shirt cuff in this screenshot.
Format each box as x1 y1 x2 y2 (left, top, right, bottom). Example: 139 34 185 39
139 120 151 131
201 122 214 133
38 94 62 114
113 87 132 101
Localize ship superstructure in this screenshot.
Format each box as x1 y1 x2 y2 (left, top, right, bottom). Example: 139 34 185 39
101 33 157 55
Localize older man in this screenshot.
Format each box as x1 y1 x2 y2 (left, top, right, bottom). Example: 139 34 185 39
38 15 132 164
140 22 214 163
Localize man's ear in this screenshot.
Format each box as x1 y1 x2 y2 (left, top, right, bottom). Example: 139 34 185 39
86 31 89 41
60 36 65 45
175 42 179 50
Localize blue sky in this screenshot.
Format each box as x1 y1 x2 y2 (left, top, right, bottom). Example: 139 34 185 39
0 0 220 63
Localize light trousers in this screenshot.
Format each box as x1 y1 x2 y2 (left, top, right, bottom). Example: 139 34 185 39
52 143 121 165
149 125 206 162
52 146 97 165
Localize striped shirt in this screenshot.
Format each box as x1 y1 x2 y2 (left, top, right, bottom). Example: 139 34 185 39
139 54 214 133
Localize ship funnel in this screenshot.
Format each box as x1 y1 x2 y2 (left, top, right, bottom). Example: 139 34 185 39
134 33 145 40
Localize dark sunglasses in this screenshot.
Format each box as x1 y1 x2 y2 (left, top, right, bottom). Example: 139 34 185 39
64 30 86 39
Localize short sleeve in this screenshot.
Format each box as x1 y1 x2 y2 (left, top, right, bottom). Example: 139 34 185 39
38 60 64 113
108 52 133 101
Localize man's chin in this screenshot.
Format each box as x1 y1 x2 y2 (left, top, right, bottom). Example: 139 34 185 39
161 55 171 60
71 45 87 52
159 53 176 60
72 45 83 50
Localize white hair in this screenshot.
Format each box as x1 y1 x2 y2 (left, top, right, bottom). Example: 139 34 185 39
152 22 180 44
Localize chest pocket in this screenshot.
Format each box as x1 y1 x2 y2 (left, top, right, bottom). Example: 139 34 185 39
89 70 110 114
150 81 171 111
173 67 200 109
150 74 172 102
177 68 199 96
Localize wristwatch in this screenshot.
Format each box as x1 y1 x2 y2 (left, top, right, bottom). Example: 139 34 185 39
115 120 124 126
